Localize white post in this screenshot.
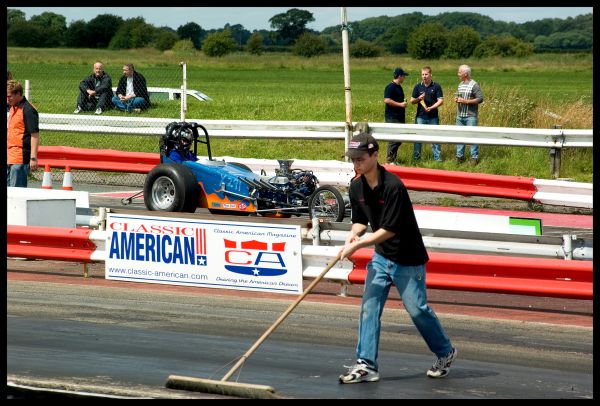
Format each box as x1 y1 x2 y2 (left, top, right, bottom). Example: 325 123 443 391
25 79 30 100
341 7 352 162
180 62 187 122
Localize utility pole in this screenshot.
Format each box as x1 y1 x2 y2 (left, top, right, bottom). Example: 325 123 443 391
341 7 352 162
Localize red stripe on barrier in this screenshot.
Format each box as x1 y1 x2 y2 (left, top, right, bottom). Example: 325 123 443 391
385 165 537 200
38 146 159 173
37 147 540 200
347 249 592 300
7 225 97 262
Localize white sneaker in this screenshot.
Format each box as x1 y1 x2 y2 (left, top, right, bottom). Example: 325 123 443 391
73 106 82 114
95 108 102 115
427 347 457 378
339 361 379 384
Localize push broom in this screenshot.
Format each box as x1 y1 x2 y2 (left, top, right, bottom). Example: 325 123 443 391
166 254 341 399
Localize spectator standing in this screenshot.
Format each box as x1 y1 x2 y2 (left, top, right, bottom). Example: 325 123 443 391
383 67 409 164
7 80 40 187
454 64 484 165
410 66 444 161
338 132 456 384
112 63 151 113
73 61 114 115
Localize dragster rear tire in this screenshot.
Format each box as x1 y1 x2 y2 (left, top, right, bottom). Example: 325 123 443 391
144 164 199 213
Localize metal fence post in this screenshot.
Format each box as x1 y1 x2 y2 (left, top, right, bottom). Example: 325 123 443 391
549 125 562 179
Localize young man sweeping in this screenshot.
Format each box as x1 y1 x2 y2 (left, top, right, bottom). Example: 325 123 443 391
338 132 456 384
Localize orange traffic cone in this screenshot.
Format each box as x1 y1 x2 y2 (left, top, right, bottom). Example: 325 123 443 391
41 164 53 189
62 166 73 190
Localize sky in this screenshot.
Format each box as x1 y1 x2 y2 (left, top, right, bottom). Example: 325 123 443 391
12 7 593 32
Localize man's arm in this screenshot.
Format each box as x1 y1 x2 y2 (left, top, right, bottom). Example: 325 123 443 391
29 132 39 171
384 98 406 108
339 226 395 260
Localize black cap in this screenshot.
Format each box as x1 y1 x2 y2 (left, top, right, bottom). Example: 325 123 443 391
394 67 409 77
345 132 379 158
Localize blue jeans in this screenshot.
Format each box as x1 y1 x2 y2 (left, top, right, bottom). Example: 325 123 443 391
112 95 148 112
456 116 479 159
356 252 452 371
414 117 441 161
7 164 30 187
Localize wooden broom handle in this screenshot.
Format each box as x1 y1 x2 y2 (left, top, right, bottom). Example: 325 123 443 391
221 255 341 382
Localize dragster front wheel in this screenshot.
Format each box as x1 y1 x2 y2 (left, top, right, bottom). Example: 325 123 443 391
308 185 345 223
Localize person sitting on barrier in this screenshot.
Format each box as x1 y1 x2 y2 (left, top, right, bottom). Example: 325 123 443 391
168 126 197 163
112 63 151 113
338 132 456 384
73 61 114 115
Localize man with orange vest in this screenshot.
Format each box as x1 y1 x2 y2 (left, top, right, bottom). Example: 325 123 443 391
7 80 39 187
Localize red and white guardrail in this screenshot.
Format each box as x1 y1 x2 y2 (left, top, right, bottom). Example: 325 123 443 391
37 146 592 208
7 225 592 300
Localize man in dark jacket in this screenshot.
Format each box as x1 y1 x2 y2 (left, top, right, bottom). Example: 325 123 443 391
112 63 151 113
73 61 113 115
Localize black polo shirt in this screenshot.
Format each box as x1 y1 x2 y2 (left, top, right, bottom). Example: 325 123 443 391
384 81 406 122
349 164 429 266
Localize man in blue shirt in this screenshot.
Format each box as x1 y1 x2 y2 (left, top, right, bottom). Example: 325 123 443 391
383 67 409 164
411 66 444 161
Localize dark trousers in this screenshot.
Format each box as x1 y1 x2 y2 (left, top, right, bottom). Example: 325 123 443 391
77 91 113 111
385 116 403 163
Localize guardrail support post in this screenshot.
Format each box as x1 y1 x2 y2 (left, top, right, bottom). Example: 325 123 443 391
83 262 89 278
311 217 320 246
562 234 575 260
339 283 348 297
549 125 562 179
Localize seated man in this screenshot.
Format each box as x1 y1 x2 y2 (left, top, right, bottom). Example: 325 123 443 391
112 63 151 113
168 127 197 163
74 61 114 115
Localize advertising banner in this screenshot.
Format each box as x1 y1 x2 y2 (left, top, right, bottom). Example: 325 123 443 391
105 213 303 294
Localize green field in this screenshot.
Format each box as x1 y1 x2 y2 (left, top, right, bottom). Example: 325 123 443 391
7 48 593 182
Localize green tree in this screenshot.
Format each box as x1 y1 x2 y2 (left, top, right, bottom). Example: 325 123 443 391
154 28 179 51
245 32 265 55
202 30 237 57
534 31 593 52
7 21 46 47
473 35 534 57
177 22 205 49
292 32 327 57
86 14 124 48
350 39 384 58
444 26 481 58
64 20 89 48
269 8 315 44
109 17 155 49
225 23 251 47
407 23 448 59
7 8 26 27
375 26 409 54
30 12 67 47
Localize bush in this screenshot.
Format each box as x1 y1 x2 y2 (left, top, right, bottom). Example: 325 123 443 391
153 30 179 51
292 33 327 57
202 30 237 57
407 23 448 59
349 39 384 58
245 32 265 55
444 26 481 59
473 35 534 57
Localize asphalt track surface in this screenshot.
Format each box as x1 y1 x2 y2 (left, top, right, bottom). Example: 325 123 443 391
7 259 593 399
7 185 593 398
